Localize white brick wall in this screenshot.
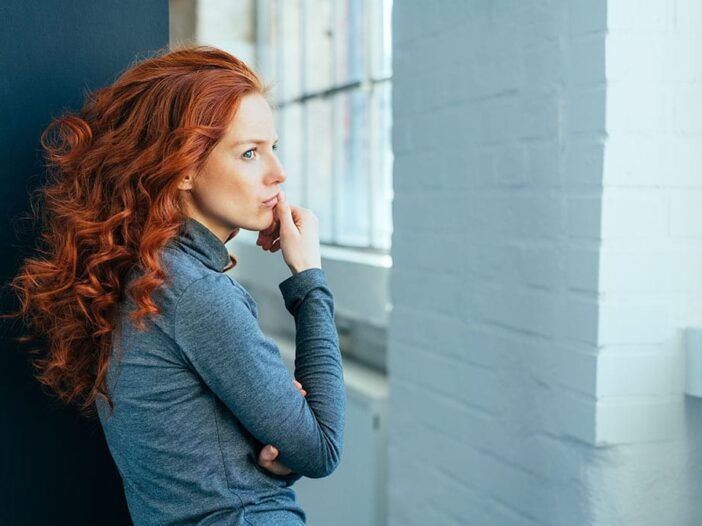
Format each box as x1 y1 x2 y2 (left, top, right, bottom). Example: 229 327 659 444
587 0 702 521
389 1 702 524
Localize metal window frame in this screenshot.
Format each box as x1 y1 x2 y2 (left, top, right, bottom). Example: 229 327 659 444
256 0 391 252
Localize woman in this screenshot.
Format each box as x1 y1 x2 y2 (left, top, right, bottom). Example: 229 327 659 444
3 45 346 525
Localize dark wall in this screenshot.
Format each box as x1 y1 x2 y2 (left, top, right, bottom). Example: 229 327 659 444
0 2 169 524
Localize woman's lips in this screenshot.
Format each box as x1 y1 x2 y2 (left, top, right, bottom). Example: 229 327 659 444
262 194 279 207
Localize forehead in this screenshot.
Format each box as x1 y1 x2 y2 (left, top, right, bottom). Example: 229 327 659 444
223 93 275 141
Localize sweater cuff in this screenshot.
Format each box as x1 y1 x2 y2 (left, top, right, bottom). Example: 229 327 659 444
278 267 328 316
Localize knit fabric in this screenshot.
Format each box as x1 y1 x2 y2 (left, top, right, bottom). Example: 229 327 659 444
96 217 346 525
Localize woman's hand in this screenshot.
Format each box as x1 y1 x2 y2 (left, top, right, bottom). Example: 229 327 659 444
256 214 280 252
257 379 307 476
257 191 321 275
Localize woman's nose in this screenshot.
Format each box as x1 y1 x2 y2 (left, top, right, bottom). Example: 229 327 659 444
272 157 286 183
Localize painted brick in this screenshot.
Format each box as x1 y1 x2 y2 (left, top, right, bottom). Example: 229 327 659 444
385 0 702 524
567 196 602 239
600 190 666 240
598 299 670 345
595 397 680 445
568 0 607 36
567 247 600 292
596 348 675 397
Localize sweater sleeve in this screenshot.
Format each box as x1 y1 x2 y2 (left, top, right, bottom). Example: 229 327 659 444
173 268 346 479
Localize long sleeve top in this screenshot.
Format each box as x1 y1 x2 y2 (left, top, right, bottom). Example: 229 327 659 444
95 217 346 526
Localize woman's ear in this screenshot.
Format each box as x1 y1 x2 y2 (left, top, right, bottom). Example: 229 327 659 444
177 169 196 191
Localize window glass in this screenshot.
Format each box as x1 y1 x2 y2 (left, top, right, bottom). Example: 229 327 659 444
337 89 370 246
304 0 334 93
305 98 335 241
279 0 303 101
334 0 364 85
371 81 393 249
276 103 305 205
257 0 392 251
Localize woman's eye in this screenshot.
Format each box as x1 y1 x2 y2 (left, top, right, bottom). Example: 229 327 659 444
243 144 278 159
242 148 257 160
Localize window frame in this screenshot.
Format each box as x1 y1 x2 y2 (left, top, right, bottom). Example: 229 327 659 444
238 0 393 334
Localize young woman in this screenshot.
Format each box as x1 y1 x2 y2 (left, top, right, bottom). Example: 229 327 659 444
4 45 346 525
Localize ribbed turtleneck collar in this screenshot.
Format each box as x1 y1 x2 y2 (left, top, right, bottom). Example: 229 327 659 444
170 217 234 273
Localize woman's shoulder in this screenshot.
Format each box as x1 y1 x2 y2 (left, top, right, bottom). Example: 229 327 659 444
122 248 221 310
176 270 253 310
171 272 260 342
159 246 215 286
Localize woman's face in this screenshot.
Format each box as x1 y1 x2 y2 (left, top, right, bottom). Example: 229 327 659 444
178 93 286 242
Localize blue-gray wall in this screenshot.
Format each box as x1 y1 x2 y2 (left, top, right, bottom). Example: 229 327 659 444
389 2 702 525
0 2 168 524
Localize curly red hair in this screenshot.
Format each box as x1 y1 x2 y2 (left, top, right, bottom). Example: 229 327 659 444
1 45 270 417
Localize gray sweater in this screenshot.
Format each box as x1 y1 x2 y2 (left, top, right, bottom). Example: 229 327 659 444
96 217 346 525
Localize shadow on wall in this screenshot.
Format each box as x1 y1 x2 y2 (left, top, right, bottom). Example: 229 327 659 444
0 1 168 524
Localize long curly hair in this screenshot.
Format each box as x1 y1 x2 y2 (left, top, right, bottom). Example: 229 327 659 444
1 45 269 418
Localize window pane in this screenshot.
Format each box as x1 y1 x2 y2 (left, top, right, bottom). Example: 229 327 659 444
304 0 333 93
305 98 334 241
276 104 305 205
279 0 303 101
258 0 393 250
370 81 393 250
370 0 392 79
196 1 255 64
256 0 278 88
334 0 365 85
336 89 370 246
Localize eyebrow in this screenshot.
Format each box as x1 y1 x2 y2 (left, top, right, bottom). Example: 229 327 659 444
231 138 279 147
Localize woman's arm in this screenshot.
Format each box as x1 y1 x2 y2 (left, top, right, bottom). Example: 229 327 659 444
174 268 346 479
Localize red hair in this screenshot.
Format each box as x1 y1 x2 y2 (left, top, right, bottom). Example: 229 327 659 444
1 45 270 417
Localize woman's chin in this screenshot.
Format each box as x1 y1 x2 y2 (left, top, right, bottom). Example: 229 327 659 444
261 212 277 227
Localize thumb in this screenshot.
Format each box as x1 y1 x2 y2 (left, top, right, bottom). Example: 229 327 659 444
263 445 278 460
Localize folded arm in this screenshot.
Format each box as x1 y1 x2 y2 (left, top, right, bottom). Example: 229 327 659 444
174 268 346 479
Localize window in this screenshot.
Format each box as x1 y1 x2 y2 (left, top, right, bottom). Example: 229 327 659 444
169 0 393 372
256 0 393 251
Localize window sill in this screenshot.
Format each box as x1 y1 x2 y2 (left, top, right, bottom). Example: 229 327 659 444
227 235 392 328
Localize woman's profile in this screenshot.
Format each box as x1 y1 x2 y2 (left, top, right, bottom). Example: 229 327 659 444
3 45 346 525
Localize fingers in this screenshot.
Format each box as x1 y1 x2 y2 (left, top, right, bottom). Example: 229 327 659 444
257 231 278 251
257 445 293 476
293 379 307 397
257 220 280 251
260 238 280 253
274 190 295 233
262 445 278 461
259 191 293 253
257 236 275 252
